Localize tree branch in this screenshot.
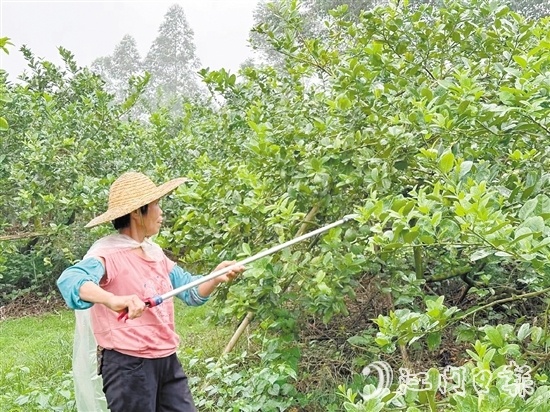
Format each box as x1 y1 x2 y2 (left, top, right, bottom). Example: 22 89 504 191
0 232 45 242
453 286 550 323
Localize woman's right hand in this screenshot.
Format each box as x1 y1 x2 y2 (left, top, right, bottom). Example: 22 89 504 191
105 294 147 320
79 281 146 320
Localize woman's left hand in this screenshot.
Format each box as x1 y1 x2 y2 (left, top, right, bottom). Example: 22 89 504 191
214 260 245 284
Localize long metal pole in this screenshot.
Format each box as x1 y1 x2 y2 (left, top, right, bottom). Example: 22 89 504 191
157 213 358 304
118 214 359 320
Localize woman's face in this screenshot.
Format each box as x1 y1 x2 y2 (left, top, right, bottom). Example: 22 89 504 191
142 199 163 236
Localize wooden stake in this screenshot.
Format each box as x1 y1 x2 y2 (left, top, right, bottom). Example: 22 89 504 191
222 312 254 355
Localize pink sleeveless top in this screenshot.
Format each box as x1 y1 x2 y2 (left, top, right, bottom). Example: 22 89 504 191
89 248 178 358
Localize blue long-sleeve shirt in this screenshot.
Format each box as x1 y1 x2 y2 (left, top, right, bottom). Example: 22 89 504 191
57 257 209 310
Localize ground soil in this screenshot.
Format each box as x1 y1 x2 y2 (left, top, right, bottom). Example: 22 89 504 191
0 293 66 321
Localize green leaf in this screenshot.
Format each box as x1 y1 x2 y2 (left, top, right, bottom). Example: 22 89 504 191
513 55 527 68
336 94 352 110
521 216 544 233
519 195 550 219
484 327 504 348
459 161 473 178
531 327 543 343
403 230 419 243
484 348 496 362
242 243 252 255
439 151 454 173
0 117 8 131
457 100 470 114
471 249 493 261
426 367 440 392
510 230 535 245
0 94 13 103
431 211 442 227
0 37 13 54
426 332 441 351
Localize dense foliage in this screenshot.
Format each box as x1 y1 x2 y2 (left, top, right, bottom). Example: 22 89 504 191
250 0 550 66
0 46 187 303
2 0 550 410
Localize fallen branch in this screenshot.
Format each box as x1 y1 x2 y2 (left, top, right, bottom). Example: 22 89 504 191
453 286 550 324
0 232 44 241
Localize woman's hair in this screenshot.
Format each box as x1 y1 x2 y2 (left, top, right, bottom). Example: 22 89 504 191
112 204 149 230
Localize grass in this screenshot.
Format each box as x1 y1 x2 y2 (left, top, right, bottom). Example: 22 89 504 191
0 300 235 412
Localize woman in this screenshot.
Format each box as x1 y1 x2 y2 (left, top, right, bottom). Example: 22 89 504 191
57 171 244 412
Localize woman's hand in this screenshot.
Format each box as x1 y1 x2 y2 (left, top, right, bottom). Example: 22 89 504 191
105 294 146 320
213 260 245 284
197 260 245 298
79 281 146 320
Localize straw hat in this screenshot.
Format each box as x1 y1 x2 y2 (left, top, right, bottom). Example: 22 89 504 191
85 172 189 228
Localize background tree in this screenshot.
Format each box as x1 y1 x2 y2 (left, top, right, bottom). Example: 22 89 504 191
109 35 144 99
90 55 114 90
144 4 203 111
90 35 143 99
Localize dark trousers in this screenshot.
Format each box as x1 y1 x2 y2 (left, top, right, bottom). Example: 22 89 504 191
101 349 196 412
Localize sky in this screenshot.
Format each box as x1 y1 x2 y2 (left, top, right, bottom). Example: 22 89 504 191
0 0 259 81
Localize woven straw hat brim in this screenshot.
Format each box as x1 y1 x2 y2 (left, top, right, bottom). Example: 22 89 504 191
85 177 189 228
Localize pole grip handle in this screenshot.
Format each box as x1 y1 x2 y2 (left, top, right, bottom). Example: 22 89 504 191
117 296 162 322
